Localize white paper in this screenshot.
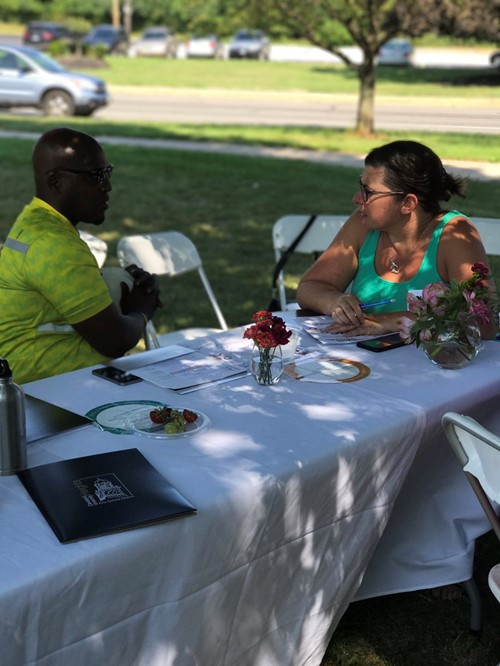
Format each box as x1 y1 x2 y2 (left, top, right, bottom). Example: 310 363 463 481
111 345 194 371
299 316 381 345
132 351 249 390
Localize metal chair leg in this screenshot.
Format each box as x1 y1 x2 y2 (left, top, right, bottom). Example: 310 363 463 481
462 577 482 634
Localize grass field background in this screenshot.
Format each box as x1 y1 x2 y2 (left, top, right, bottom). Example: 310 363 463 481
77 57 500 101
1 134 498 337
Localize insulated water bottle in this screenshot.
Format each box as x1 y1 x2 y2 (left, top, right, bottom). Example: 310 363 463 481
0 358 26 475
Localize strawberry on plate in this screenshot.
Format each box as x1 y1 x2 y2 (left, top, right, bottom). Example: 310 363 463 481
149 406 172 424
182 409 198 424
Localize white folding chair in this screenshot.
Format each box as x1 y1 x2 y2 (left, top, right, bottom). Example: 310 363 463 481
117 231 228 349
442 412 500 633
272 214 348 311
472 217 500 258
79 230 108 268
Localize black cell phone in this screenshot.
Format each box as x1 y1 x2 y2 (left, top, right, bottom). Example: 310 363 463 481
92 366 143 385
356 333 406 352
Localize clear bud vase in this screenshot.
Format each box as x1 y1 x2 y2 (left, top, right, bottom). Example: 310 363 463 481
251 345 284 385
421 318 482 370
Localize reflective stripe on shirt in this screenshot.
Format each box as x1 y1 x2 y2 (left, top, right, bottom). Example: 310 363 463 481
4 238 30 254
37 323 73 334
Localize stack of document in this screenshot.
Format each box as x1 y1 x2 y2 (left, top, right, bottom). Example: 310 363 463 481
112 342 249 394
300 317 381 345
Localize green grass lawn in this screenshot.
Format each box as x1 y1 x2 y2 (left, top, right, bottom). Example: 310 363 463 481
81 57 500 100
1 116 499 164
1 135 499 337
323 530 500 666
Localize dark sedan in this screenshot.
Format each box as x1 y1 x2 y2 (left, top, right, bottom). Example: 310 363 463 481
83 25 129 55
22 21 76 50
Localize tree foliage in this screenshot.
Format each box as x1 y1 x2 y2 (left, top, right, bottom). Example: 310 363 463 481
430 0 500 43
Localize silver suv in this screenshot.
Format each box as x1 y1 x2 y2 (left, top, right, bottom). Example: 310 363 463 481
128 26 178 58
0 44 108 116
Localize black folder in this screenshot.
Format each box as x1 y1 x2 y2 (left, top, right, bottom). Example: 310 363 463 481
17 448 196 543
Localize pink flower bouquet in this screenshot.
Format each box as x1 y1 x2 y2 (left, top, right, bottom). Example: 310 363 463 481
398 263 497 367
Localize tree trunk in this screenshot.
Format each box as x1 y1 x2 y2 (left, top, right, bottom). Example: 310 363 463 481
355 58 376 135
112 0 121 28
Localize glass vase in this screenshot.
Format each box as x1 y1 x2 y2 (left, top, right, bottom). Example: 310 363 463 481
251 345 284 385
421 319 482 370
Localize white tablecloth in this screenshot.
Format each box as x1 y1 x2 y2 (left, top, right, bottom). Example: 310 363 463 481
2 333 499 666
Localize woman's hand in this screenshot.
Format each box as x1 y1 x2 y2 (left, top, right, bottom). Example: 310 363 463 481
329 293 365 329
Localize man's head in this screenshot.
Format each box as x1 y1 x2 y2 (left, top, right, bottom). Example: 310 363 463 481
32 127 112 226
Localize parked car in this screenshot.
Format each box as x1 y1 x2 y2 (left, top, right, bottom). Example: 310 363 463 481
377 38 413 66
185 34 224 59
490 51 500 68
0 44 108 116
83 24 129 55
228 30 270 60
22 21 76 50
128 26 178 58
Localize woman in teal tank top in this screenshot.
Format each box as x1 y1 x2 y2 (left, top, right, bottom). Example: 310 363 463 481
351 211 461 313
297 140 496 340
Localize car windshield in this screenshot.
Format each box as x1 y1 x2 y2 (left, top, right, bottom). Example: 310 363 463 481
91 28 114 39
235 31 261 41
144 30 167 39
23 48 66 73
383 40 408 50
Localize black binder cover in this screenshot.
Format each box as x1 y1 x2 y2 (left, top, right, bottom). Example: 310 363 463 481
17 448 196 543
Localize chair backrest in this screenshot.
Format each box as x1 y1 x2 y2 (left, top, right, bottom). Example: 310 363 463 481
272 214 348 311
472 217 500 257
118 231 202 277
79 230 108 268
117 231 228 332
442 412 500 542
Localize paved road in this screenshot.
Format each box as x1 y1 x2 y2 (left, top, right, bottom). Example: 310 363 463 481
99 87 499 134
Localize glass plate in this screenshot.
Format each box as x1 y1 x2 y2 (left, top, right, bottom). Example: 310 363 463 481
85 400 166 435
126 406 210 439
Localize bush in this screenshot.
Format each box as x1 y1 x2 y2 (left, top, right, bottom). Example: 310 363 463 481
47 40 70 58
82 43 108 60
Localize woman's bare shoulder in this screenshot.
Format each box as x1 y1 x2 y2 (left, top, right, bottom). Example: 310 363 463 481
441 212 479 237
438 211 490 280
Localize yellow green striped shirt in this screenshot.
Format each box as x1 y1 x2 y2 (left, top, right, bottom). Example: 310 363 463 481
0 198 112 384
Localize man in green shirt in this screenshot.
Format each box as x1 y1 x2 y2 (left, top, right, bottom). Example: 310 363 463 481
0 127 161 384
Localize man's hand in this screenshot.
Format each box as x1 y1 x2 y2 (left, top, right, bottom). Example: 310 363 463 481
122 264 163 312
120 264 163 320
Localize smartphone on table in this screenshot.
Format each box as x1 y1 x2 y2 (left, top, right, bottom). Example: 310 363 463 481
356 333 406 353
92 366 143 385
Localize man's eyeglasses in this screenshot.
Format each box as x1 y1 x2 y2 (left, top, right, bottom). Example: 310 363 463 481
47 164 113 186
359 178 405 203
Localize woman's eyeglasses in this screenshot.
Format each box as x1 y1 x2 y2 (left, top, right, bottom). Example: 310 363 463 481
359 178 405 203
47 164 113 186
